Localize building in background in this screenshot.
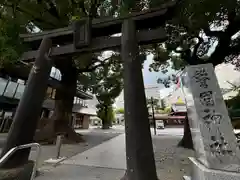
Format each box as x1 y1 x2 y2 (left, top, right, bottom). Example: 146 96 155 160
40 67 96 130
145 85 161 101
157 63 240 127
0 67 96 132
115 85 163 110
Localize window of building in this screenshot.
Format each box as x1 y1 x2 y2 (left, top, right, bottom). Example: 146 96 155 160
50 67 62 81
74 115 84 128
46 87 52 98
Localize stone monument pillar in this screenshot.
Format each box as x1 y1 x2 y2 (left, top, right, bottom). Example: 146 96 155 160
181 64 240 179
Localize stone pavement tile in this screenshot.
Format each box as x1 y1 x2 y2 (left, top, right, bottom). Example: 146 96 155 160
36 164 125 180
62 134 126 170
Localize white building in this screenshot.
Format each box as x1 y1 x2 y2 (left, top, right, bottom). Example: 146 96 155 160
145 85 163 108
145 85 161 99
114 84 163 109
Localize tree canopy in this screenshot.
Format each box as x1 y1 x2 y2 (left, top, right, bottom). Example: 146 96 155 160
0 9 27 68
147 0 240 87
0 0 166 30
78 51 123 128
116 108 124 114
2 0 240 71
2 0 240 103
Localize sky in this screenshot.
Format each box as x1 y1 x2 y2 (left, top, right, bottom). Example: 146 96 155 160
142 54 176 98
101 51 172 89
142 54 161 85
114 54 176 108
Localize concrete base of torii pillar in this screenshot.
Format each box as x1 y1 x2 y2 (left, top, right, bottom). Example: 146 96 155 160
184 157 240 180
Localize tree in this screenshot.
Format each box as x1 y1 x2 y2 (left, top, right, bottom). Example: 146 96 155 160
0 21 21 67
151 0 240 68
226 92 240 110
160 99 166 109
81 52 123 129
146 98 160 110
97 105 116 128
116 108 125 114
152 0 240 149
225 92 240 128
0 7 28 77
163 106 171 114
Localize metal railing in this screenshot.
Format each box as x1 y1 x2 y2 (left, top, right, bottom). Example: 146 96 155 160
0 143 41 180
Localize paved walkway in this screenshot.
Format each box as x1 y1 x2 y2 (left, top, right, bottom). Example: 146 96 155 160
150 127 184 136
37 164 125 180
62 134 126 170
36 134 127 180
36 132 194 180
0 129 121 167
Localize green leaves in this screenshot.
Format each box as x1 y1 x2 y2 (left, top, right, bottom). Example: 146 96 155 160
77 51 123 109
4 0 240 97
97 105 115 125
0 17 25 68
116 108 124 114
93 53 123 126
156 0 240 88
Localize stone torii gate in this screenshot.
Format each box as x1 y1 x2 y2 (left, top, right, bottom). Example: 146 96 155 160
0 2 175 180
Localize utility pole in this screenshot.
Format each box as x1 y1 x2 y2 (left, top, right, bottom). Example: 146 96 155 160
151 97 156 135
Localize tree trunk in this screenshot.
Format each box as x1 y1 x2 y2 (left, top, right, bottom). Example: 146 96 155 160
121 19 157 180
178 116 194 150
0 38 53 168
102 106 110 129
34 61 84 144
102 120 111 129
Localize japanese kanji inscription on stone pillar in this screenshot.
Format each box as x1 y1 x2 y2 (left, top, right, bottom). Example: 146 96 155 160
181 63 240 172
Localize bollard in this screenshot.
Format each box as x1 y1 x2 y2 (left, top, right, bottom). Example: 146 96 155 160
55 135 63 159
